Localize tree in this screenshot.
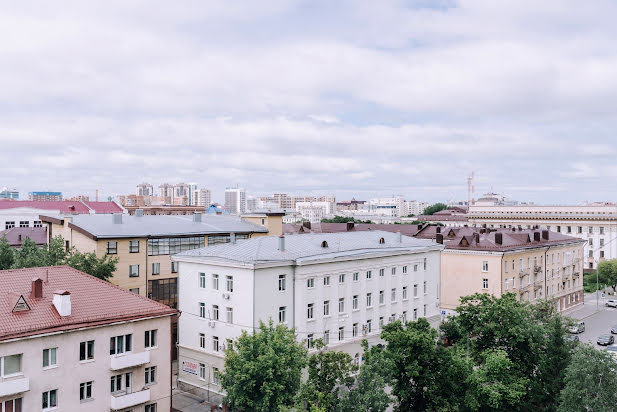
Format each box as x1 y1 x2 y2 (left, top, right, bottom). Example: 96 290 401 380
597 259 617 292
320 216 373 224
421 203 448 215
64 250 118 281
45 235 68 266
558 344 617 411
12 237 46 268
221 320 307 412
0 237 14 270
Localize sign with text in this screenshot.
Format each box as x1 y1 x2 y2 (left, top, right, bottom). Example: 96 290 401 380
182 360 198 375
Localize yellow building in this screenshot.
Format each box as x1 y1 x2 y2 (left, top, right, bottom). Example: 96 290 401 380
416 226 585 315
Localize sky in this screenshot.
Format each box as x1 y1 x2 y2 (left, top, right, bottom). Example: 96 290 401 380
2 0 617 204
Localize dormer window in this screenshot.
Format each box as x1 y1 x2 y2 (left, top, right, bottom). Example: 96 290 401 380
321 241 328 248
379 237 385 244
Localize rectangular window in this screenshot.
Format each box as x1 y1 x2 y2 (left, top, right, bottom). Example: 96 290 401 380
379 317 384 328
145 330 157 348
402 311 407 322
129 264 139 277
212 368 220 385
145 366 156 385
213 305 219 320
212 274 219 290
279 274 286 290
199 273 206 288
307 334 314 349
423 304 427 316
338 298 345 313
43 348 57 368
199 333 205 349
391 288 396 302
34 220 43 227
601 251 605 258
352 295 358 310
379 290 384 304
324 330 330 345
307 303 314 319
171 261 178 273
1 354 22 376
403 265 408 274
338 327 344 341
366 270 372 279
152 262 160 275
213 336 219 352
279 306 286 323
338 274 345 283
353 272 359 281
600 227 605 234
323 276 330 286
352 323 358 337
567 226 572 233
145 404 157 412
106 241 117 254
199 363 206 380
600 238 605 247
129 240 139 253
199 302 206 318
402 287 408 300
482 261 488 271
226 276 234 292
323 300 330 316
391 267 396 275
19 221 29 228
110 372 131 394
423 281 427 294
5 221 14 229
589 226 593 234
413 284 418 297
226 307 233 324
110 334 132 355
482 278 489 289
307 278 315 288
379 268 385 276
414 264 418 272
423 258 427 270
80 381 93 401
413 308 418 321
578 226 582 233
2 398 23 411
42 389 58 410
80 341 94 361
366 293 372 307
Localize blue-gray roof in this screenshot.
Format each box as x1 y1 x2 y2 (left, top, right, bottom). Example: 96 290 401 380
175 231 442 265
57 214 268 239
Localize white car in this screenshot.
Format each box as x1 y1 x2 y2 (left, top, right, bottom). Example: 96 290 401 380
606 299 617 308
568 321 585 334
606 345 617 360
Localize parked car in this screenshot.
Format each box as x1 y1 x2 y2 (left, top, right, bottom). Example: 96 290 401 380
606 299 617 308
606 345 617 360
565 335 579 343
569 321 585 334
611 325 617 334
597 334 615 346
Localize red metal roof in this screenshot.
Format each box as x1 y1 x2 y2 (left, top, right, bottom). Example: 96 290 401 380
0 266 177 341
82 201 124 213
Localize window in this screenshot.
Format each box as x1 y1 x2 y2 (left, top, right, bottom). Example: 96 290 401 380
353 272 359 281
423 281 427 294
129 240 139 253
43 348 57 368
379 290 385 304
145 366 156 385
111 372 131 394
482 278 489 289
80 381 93 402
226 276 233 292
226 307 233 324
323 276 330 286
403 265 408 274
567 226 572 233
199 333 205 349
279 274 286 290
505 278 509 290
148 278 176 306
213 305 219 320
19 221 28 228
412 283 418 297
600 227 605 234
279 306 286 323
352 295 358 310
5 221 14 229
152 262 160 275
353 323 358 337
338 298 345 313
391 288 396 302
423 258 427 270
482 261 488 272
391 267 396 275
366 293 372 307
324 330 330 345
110 334 132 355
307 334 314 349
212 368 220 385
199 273 206 288
212 274 219 290
601 251 605 258
199 363 206 380
402 287 408 300
1 398 22 412
1 354 22 376
145 404 157 412
34 220 43 227
379 317 384 328
423 304 427 316
106 241 117 254
323 300 330 316
578 226 582 234
307 303 314 319
366 270 372 279
414 264 418 272
379 268 385 276
402 311 407 322
413 308 418 320
145 330 157 348
171 261 178 273
339 274 345 283
80 341 94 361
42 389 57 410
199 302 206 318
129 264 139 277
213 336 219 352
600 238 605 247
589 226 593 234
307 278 315 288
149 236 205 255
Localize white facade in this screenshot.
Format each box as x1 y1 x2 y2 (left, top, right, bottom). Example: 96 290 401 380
1 208 58 231
369 197 409 217
136 183 153 197
469 204 617 269
174 232 442 401
224 188 247 215
195 189 212 207
408 200 429 216
0 316 172 412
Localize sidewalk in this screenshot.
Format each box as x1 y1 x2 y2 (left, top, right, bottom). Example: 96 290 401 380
562 292 606 320
172 387 208 412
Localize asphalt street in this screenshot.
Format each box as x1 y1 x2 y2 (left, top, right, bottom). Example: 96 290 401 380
566 292 617 348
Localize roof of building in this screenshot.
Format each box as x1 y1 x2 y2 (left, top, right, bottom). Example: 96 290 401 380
0 199 122 214
413 214 469 222
0 266 177 342
0 227 47 247
40 213 269 239
283 222 424 236
175 230 441 265
81 201 124 214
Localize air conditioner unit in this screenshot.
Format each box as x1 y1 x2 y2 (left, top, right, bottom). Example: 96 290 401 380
222 293 231 300
208 321 216 328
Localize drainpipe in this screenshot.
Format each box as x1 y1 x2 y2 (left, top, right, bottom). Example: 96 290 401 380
544 245 552 304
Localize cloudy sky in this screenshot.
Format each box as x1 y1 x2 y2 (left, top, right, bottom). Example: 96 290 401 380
2 0 616 204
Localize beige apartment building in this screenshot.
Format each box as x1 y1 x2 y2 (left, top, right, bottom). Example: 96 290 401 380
416 226 585 314
0 266 177 412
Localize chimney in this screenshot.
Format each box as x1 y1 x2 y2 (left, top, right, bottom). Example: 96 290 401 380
278 235 285 252
52 290 71 317
436 227 441 234
230 233 236 244
534 232 541 242
303 221 311 229
474 233 480 243
346 222 354 232
495 232 503 245
18 234 22 242
135 209 144 217
193 213 202 223
396 231 402 243
31 278 43 299
436 234 444 244
112 214 123 224
417 224 422 230
542 230 549 240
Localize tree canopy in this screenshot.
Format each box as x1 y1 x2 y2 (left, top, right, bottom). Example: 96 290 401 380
597 259 617 292
320 216 373 224
421 203 448 215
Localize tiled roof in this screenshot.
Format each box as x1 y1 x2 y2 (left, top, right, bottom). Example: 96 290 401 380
0 227 47 246
82 201 124 213
283 223 424 236
0 266 177 341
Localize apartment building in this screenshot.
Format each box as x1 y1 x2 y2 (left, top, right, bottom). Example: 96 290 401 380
415 226 585 315
296 201 335 223
136 183 154 197
369 196 409 217
0 188 18 200
28 192 63 201
195 189 212 207
0 266 177 412
468 204 617 269
224 188 247 215
173 231 443 403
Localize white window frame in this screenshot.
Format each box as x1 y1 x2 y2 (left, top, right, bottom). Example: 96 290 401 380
226 276 234 292
145 330 157 349
43 348 57 369
279 274 286 291
199 273 206 289
1 354 22 377
212 274 219 290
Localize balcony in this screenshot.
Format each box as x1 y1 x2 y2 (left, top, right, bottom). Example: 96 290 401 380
0 377 29 397
533 265 543 273
110 351 150 371
520 282 532 291
573 272 580 277
110 388 150 410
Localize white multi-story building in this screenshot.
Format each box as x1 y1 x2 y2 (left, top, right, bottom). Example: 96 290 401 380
136 183 154 197
296 201 335 223
408 200 429 216
369 196 409 217
224 188 247 215
195 188 212 207
173 231 443 402
0 266 177 412
468 204 617 269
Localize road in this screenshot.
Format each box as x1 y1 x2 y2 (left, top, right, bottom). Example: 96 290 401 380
566 292 617 347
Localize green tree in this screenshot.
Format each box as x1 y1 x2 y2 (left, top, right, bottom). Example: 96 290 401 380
12 237 46 268
597 259 617 292
44 235 68 266
320 216 373 224
64 250 118 281
558 344 617 411
421 203 448 215
0 237 14 270
221 320 307 412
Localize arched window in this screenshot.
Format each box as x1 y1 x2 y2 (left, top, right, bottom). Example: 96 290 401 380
379 237 385 244
321 240 328 248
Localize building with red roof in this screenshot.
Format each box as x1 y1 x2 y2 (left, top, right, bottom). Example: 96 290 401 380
0 266 177 411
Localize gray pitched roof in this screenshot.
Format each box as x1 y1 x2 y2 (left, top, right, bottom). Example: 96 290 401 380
52 214 268 239
175 231 442 265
